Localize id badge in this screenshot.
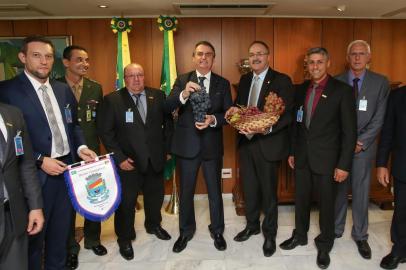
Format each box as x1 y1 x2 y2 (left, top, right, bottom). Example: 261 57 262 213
296 106 303 122
86 105 92 122
14 131 24 156
65 106 73 123
359 98 367 111
126 110 134 123
92 109 97 118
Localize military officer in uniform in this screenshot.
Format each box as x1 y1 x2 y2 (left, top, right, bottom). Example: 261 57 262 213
58 45 105 270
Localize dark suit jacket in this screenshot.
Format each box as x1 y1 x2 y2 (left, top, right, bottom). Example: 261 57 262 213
235 68 295 161
57 77 103 154
0 103 42 240
166 71 232 159
97 87 171 174
376 86 406 183
0 73 85 185
335 70 389 158
291 77 357 175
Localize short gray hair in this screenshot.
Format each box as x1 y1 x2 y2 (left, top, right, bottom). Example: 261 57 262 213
347 40 371 55
306 47 329 60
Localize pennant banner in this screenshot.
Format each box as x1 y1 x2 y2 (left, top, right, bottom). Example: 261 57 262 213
111 17 132 90
64 154 121 222
158 15 178 180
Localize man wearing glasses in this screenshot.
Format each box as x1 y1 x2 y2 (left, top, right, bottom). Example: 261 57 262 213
166 41 232 253
97 63 172 261
334 40 389 260
226 40 294 257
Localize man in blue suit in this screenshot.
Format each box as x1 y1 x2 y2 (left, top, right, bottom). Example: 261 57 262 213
0 36 96 270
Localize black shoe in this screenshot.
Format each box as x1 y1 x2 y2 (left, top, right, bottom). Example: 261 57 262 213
380 253 406 269
85 244 108 256
233 228 260 242
355 240 371 259
172 235 193 253
118 243 134 260
335 234 342 239
279 231 307 250
147 226 171 240
65 253 78 270
263 237 276 257
317 250 330 269
211 233 227 251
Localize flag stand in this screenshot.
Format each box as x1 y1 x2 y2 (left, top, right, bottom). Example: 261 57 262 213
165 171 179 215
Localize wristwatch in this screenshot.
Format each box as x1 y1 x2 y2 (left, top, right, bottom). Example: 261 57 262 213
36 154 44 167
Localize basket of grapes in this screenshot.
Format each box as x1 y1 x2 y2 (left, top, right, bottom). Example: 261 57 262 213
226 92 285 131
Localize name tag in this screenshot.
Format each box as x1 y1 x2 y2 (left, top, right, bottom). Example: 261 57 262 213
14 131 24 156
65 106 73 123
86 105 92 122
126 110 133 123
296 106 303 122
359 98 367 111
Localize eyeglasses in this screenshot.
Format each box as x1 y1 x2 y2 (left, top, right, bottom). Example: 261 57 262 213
249 52 269 58
349 52 369 57
125 74 144 79
195 52 214 57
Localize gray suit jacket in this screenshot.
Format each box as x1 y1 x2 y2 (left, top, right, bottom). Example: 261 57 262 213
335 70 389 159
0 103 42 244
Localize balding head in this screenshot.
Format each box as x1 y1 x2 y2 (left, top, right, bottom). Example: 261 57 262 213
124 63 145 94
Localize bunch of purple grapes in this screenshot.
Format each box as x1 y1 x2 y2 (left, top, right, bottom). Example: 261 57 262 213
190 87 211 122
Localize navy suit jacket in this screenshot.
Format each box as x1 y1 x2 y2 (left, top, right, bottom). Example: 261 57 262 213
376 86 406 183
0 73 85 185
166 71 232 159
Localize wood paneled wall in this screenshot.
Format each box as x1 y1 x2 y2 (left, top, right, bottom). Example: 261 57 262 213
1 18 405 194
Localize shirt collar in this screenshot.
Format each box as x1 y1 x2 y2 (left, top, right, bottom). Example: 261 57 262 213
348 69 366 84
196 70 211 81
24 70 51 91
65 76 84 90
310 74 330 90
253 67 269 81
128 89 146 97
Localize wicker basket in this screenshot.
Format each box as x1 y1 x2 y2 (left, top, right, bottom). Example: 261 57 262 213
227 112 280 130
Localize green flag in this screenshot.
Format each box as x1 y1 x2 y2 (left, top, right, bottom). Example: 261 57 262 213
158 15 178 180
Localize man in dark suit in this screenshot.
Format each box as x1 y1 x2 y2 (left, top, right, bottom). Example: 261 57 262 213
59 45 106 269
0 103 44 270
166 41 232 253
279 47 357 269
334 40 390 259
376 86 406 269
97 63 171 261
226 40 294 257
0 36 96 270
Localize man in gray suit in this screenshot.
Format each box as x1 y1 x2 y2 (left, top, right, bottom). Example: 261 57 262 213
0 102 44 270
334 40 390 259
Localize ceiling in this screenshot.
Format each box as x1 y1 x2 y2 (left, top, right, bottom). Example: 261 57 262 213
0 0 406 19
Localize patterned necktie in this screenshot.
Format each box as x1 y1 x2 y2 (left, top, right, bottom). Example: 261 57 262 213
248 75 260 106
198 76 206 91
305 83 318 129
135 94 146 123
40 85 65 155
353 77 360 101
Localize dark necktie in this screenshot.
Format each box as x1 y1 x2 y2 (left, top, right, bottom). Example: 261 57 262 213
353 78 360 100
305 83 318 129
135 94 146 123
198 76 206 90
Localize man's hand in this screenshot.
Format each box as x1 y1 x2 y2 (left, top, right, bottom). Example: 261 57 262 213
225 106 240 119
181 81 200 99
288 156 295 169
27 209 44 235
334 168 349 182
355 141 363 154
195 115 215 130
239 126 267 135
78 148 97 161
120 158 135 171
377 167 390 187
41 157 67 175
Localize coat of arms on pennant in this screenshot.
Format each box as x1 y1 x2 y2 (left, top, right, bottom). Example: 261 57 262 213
64 154 121 222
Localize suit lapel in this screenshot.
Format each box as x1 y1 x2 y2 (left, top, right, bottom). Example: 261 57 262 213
0 107 15 167
145 88 155 125
18 74 49 124
120 89 144 125
80 78 92 104
358 70 369 99
310 78 334 125
257 69 274 109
